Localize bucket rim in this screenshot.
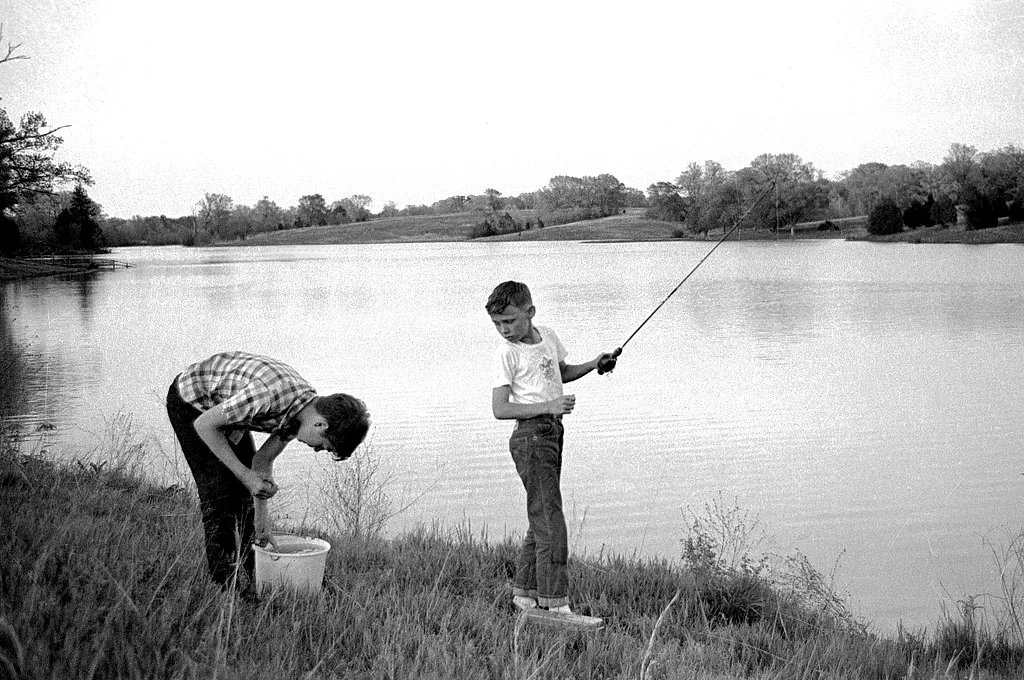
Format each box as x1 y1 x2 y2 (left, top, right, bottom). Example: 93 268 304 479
253 533 331 557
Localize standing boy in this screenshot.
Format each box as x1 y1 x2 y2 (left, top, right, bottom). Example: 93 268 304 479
486 281 614 614
166 351 370 587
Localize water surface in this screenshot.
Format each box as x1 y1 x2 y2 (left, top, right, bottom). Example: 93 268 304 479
2 240 1022 632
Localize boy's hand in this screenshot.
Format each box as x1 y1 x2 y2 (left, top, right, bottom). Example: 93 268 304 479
597 348 622 375
244 471 278 499
549 394 576 415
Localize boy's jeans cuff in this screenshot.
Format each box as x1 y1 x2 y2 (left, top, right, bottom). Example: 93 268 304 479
513 586 539 600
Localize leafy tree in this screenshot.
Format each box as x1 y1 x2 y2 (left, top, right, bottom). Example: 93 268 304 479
645 182 687 222
739 153 828 231
254 196 284 231
297 194 328 227
867 199 903 235
195 192 233 241
431 195 472 213
1 31 92 253
902 195 935 229
930 195 957 226
332 194 372 222
940 143 982 203
484 188 504 212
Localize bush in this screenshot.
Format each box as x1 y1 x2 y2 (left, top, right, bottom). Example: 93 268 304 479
816 220 836 231
962 191 1001 230
1008 198 1024 222
902 197 935 229
469 211 524 239
931 196 957 226
867 199 903 235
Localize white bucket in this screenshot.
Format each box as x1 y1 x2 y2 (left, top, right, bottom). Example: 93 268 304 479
253 533 331 595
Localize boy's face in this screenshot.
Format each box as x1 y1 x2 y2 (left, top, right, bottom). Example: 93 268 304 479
489 303 535 343
296 416 335 454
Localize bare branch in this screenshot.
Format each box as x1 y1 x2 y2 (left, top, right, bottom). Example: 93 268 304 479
5 124 72 144
0 24 30 67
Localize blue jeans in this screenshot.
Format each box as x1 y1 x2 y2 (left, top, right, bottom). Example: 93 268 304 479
509 414 568 608
166 378 256 585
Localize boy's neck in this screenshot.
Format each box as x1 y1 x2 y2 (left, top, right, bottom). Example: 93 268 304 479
520 324 541 345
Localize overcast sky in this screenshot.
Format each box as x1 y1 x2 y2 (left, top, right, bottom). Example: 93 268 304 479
2 0 1022 218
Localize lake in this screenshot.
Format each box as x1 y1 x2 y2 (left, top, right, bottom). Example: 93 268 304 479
2 240 1022 633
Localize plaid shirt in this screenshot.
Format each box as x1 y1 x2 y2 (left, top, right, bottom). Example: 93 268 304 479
175 351 316 442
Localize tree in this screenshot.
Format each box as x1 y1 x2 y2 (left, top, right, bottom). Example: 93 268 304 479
867 199 903 236
431 195 472 213
253 196 284 231
195 192 233 239
332 194 372 222
53 184 103 251
645 182 688 222
297 194 328 227
676 161 734 235
740 153 828 231
484 188 504 212
1 30 92 253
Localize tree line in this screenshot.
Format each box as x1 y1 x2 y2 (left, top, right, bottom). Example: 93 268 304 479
645 145 1024 237
2 31 1022 254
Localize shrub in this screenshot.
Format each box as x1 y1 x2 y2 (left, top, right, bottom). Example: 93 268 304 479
962 191 1001 230
931 196 957 225
816 220 836 231
902 196 935 229
867 199 903 235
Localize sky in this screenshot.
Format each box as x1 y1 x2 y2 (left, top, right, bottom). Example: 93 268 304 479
1 0 1022 219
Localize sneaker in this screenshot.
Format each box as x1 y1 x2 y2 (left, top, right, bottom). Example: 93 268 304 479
547 604 574 615
513 595 538 611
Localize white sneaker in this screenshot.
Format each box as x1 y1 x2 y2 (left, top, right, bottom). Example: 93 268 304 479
513 595 538 611
547 604 574 615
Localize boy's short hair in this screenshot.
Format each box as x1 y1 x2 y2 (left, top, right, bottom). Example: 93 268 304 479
486 281 532 314
314 393 370 461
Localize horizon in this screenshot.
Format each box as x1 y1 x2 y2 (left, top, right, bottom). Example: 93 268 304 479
2 0 1022 219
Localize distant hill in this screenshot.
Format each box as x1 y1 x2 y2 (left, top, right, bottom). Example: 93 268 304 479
232 208 871 246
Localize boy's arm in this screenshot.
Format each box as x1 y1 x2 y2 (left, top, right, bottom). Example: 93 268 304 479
560 352 612 383
193 404 277 498
251 434 289 490
492 385 576 419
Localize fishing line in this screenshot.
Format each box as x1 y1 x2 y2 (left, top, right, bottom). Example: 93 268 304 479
597 177 779 375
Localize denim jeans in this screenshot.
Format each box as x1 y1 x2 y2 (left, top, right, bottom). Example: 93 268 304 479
509 414 568 608
166 378 256 585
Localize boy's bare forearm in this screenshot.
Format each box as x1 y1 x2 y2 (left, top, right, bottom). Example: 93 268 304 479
492 400 555 420
561 358 599 383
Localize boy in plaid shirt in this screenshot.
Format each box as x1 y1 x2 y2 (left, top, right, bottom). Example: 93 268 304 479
166 351 369 586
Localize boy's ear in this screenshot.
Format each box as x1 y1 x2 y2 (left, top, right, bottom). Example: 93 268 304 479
527 305 536 318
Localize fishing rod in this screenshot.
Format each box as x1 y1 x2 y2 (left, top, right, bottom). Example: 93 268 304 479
597 177 778 375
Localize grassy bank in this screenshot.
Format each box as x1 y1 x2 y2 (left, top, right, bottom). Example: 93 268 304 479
0 257 91 281
2 429 1023 679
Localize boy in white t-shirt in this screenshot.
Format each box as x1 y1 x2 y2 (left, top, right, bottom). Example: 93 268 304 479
485 281 615 615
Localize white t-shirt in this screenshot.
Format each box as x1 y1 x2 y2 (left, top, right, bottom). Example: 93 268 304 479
492 325 568 404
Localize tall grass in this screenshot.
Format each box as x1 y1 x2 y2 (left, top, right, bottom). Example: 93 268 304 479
2 423 1024 678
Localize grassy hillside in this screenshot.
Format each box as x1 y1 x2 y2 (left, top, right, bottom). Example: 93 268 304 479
231 209 871 247
238 212 485 245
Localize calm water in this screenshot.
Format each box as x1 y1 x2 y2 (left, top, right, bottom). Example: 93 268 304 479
2 241 1022 632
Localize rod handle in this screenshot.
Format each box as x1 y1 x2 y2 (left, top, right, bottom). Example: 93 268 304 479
597 347 622 375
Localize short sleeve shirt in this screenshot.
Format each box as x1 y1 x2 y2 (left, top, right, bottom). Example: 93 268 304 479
175 351 316 442
492 326 567 405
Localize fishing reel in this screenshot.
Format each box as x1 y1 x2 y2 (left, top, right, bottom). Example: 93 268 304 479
597 347 622 375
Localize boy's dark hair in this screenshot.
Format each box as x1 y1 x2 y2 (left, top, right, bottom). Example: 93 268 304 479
315 393 370 461
485 281 532 314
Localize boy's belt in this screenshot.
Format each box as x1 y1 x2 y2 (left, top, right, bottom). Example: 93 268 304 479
515 414 562 427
